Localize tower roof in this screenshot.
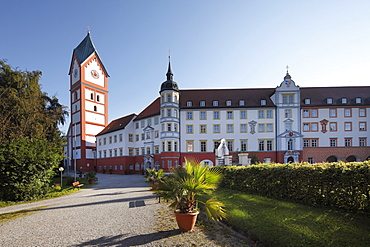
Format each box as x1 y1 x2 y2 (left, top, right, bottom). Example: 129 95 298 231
160 60 179 92
69 32 109 76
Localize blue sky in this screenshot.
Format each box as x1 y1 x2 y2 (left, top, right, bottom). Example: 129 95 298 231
2 0 370 134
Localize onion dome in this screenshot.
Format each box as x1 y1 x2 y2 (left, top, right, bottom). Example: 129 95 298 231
160 61 179 93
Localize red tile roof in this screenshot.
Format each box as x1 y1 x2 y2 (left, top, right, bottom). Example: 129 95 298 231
96 113 136 136
135 97 160 120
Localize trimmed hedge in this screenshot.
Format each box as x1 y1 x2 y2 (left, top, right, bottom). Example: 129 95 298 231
219 161 370 212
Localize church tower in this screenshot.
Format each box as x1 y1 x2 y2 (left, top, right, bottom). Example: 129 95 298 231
68 32 109 172
159 58 180 169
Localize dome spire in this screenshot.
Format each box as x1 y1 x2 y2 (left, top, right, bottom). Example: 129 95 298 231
166 49 173 81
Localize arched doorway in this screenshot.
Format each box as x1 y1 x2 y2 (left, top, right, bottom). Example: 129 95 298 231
287 156 294 163
326 156 338 162
346 155 358 162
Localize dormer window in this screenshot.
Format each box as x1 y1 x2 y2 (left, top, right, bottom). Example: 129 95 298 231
239 100 245 106
355 97 362 104
260 99 266 105
327 98 333 104
200 100 206 106
213 100 219 106
341 98 347 104
226 100 232 106
186 101 192 107
304 98 311 104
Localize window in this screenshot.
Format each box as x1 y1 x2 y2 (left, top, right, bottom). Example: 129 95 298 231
303 139 309 147
341 98 347 104
98 139 102 146
287 139 293 150
187 111 193 120
119 134 123 142
97 95 100 102
128 134 133 142
226 100 232 106
213 111 220 119
135 134 139 141
344 122 352 131
266 123 273 132
174 124 178 132
258 110 264 118
146 147 151 154
359 108 366 117
109 149 112 157
240 110 247 119
345 138 352 147
283 94 294 103
214 141 220 150
155 146 159 154
109 136 112 144
200 111 206 120
168 160 172 169
119 148 123 156
128 149 133 156
155 130 159 138
90 93 94 100
103 150 106 158
260 99 266 105
259 140 273 151
327 98 333 104
161 124 165 132
359 122 366 131
167 141 172 151
93 105 97 112
227 141 233 151
259 140 264 151
103 138 106 145
187 141 194 152
227 124 233 133
329 122 337 131
303 110 309 118
285 122 292 131
167 109 171 117
304 98 311 104
311 123 318 132
227 111 233 119
311 139 317 147
330 138 337 147
154 117 159 125
135 122 139 129
303 123 309 131
200 100 206 106
239 100 245 106
200 124 207 133
359 138 366 147
240 124 247 133
187 101 192 107
356 97 362 103
213 100 219 106
167 123 172 131
285 109 292 118
241 140 247 152
187 125 193 134
258 124 265 132
213 124 220 133
174 141 178 151
167 94 171 102
329 109 337 117
141 133 145 140
311 109 318 118
344 109 351 117
99 151 102 158
308 157 314 164
266 110 273 118
200 141 207 152
267 140 273 151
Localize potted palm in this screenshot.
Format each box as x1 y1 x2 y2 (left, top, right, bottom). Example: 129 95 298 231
85 171 97 184
145 168 164 189
156 159 226 231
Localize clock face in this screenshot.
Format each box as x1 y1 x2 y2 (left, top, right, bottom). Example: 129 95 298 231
91 70 99 79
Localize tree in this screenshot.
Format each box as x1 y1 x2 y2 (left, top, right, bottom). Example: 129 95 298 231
0 60 68 201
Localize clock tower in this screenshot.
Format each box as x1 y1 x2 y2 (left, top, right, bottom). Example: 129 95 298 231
68 32 109 172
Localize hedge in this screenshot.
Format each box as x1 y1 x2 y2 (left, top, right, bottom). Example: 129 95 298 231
219 161 370 212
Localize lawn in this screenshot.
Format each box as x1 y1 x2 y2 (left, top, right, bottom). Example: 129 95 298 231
207 188 370 247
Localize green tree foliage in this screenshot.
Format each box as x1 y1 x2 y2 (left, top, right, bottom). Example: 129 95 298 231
0 60 68 201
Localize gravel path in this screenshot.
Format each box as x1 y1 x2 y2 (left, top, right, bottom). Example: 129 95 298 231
0 174 253 247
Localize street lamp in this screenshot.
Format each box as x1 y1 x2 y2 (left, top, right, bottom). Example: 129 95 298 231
59 167 64 188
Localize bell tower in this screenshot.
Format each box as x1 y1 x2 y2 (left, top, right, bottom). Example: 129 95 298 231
68 32 109 172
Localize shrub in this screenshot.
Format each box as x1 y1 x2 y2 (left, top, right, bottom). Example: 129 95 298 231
219 161 370 212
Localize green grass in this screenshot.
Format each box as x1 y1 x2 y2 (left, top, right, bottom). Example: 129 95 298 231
0 177 97 208
204 188 370 247
0 206 47 224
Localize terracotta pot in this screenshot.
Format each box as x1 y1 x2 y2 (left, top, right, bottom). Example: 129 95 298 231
174 211 199 231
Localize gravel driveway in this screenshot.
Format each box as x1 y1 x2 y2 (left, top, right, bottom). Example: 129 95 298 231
0 174 253 247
